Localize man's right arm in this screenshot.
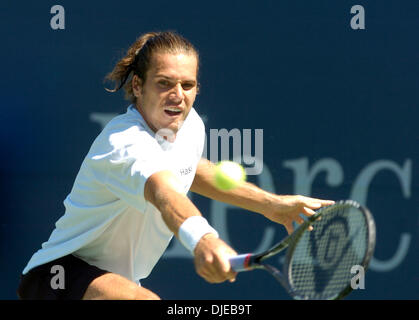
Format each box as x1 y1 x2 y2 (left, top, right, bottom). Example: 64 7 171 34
144 170 237 283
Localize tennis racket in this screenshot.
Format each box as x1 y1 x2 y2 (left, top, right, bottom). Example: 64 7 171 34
229 200 376 300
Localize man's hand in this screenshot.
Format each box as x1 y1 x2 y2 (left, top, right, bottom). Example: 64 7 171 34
193 233 237 283
261 195 335 234
191 159 335 235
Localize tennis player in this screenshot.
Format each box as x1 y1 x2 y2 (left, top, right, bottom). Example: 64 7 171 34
17 31 334 300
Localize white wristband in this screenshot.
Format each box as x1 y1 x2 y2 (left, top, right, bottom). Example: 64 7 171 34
178 216 219 254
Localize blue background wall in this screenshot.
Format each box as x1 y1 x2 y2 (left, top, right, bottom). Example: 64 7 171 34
1 1 417 299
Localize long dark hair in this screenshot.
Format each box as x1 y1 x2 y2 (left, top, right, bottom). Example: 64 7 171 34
105 31 199 103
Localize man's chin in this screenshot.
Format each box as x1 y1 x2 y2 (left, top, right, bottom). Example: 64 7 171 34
155 123 183 142
167 119 185 132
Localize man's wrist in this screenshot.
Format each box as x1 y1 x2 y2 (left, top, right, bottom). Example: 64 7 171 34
178 216 219 254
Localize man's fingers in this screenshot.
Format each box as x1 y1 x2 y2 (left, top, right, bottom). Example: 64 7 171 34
312 199 335 206
197 268 213 283
225 267 237 283
302 206 316 217
304 199 335 209
205 267 236 283
219 254 238 282
285 223 294 235
320 200 335 206
229 276 237 283
196 246 238 284
296 216 305 225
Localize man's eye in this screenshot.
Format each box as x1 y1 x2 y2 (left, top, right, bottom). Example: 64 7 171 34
182 83 195 90
158 80 171 87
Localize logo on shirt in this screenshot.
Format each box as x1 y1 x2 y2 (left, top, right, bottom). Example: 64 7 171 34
180 166 192 176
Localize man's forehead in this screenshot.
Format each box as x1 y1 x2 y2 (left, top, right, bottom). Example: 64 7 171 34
149 52 198 77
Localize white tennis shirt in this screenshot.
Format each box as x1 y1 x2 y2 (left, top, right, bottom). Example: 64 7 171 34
22 105 206 283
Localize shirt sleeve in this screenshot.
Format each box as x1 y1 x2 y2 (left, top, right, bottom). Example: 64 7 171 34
88 127 171 213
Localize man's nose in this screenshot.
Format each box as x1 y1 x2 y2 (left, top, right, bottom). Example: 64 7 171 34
171 83 184 101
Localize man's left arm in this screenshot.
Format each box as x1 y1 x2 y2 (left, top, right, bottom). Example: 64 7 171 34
190 158 335 234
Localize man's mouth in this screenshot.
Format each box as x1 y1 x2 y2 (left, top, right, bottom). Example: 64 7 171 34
164 106 183 116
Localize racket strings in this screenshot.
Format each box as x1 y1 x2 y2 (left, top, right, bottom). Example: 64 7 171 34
288 205 369 300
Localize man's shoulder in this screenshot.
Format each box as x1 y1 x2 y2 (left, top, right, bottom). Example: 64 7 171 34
105 106 146 130
184 108 205 133
88 110 158 159
101 107 154 142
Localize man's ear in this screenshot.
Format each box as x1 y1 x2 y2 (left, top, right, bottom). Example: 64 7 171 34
132 74 143 98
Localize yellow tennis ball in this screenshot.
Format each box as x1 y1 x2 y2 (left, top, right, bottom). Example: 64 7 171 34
214 161 246 191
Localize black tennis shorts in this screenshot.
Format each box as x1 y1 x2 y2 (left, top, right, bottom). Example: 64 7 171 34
17 254 109 300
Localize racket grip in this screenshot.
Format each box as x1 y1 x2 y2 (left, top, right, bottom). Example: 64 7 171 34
229 254 252 272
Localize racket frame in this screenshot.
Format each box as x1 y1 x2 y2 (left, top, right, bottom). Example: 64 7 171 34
285 200 376 299
230 200 376 300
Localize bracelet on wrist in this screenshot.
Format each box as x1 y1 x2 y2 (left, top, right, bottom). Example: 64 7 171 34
178 216 219 254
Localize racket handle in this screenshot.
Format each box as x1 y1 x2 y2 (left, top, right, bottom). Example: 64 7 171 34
229 254 252 272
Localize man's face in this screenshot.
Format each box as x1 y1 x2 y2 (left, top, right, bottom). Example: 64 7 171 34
133 52 198 139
